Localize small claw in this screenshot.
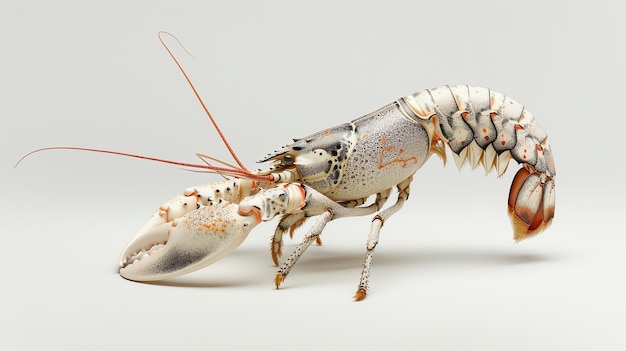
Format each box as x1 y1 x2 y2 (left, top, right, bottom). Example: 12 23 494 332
354 289 367 301
119 200 260 281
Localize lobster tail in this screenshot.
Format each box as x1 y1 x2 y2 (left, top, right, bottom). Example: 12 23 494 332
508 167 555 240
401 85 556 241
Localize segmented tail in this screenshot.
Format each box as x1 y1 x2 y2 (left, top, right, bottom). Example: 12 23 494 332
400 85 556 240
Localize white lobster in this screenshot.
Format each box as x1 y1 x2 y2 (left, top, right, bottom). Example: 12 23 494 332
19 34 556 301
112 82 556 301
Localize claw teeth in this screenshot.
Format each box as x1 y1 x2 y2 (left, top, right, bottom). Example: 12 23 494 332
119 199 261 282
123 242 166 267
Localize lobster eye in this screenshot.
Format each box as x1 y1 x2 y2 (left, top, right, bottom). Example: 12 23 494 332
283 154 294 165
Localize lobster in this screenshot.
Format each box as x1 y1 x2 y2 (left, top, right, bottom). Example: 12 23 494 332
18 33 556 301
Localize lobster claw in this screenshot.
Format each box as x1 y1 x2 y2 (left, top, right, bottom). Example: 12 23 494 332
118 200 260 282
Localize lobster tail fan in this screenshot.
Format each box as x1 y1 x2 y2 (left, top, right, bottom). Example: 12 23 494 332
507 167 555 241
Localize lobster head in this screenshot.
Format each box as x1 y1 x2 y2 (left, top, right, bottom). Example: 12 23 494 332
258 123 356 194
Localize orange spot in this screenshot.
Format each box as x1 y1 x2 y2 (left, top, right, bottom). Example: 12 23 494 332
377 136 418 169
482 128 487 133
515 125 523 131
490 112 498 119
536 144 543 151
202 219 227 233
461 111 469 119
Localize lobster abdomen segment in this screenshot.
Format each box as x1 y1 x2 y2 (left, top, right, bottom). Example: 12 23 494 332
402 85 556 240
402 86 555 176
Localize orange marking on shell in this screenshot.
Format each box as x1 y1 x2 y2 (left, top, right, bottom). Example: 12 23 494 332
239 207 262 223
202 218 227 233
294 185 306 209
377 135 418 169
159 206 170 221
461 111 469 119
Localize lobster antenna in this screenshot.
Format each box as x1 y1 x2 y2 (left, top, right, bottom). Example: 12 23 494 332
158 31 247 170
196 153 244 170
194 153 242 180
14 147 273 182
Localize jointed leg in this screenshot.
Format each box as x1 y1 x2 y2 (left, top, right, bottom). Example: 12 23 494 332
275 210 333 288
271 211 306 266
354 175 413 301
271 189 392 266
274 188 394 289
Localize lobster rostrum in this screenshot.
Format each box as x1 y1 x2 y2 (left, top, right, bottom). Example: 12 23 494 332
19 34 556 301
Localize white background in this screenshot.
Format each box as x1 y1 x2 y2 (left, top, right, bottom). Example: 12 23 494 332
2 1 625 350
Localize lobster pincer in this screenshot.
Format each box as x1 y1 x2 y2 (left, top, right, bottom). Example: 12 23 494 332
118 176 382 283
118 196 260 282
117 180 312 281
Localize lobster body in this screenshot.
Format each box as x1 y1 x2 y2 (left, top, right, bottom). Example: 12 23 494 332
16 33 557 300
261 101 432 201
112 85 556 300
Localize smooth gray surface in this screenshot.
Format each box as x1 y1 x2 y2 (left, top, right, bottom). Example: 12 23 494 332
2 1 625 350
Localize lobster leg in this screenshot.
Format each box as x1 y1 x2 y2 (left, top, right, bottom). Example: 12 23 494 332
274 210 334 288
271 211 307 266
270 189 393 266
355 175 413 301
274 188 396 291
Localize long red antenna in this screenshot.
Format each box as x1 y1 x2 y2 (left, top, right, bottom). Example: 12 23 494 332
15 34 265 180
157 31 247 170
14 147 273 182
